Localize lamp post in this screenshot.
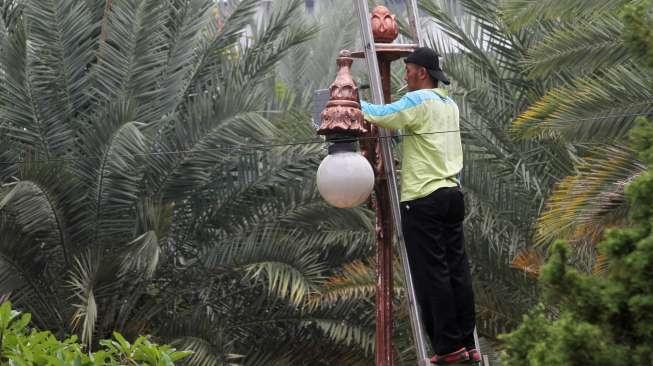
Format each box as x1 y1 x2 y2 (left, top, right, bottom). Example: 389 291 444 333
316 6 414 366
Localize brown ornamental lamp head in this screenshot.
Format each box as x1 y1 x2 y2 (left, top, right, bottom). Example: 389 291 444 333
317 50 367 141
371 5 398 43
315 50 374 209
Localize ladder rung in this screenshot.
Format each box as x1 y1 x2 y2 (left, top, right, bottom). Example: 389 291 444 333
350 43 418 58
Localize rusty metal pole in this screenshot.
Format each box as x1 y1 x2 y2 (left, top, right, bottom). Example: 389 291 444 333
363 6 401 366
375 53 394 366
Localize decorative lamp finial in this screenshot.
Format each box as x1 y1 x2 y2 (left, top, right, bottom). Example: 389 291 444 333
317 50 367 139
371 5 398 43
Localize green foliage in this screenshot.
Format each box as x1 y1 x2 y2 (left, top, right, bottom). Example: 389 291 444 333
501 304 629 366
501 0 625 29
507 0 653 257
509 0 652 142
630 117 653 163
0 0 377 363
622 0 653 68
629 117 653 220
500 119 653 365
0 301 190 365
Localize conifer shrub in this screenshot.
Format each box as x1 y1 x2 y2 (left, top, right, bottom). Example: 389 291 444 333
500 117 653 365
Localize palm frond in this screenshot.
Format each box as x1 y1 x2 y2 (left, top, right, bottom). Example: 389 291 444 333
0 137 17 182
0 0 23 33
0 19 51 154
149 107 277 200
24 0 96 143
420 0 502 83
120 230 160 279
161 302 239 365
84 0 105 25
471 266 533 337
308 259 380 309
0 180 68 267
135 197 173 241
77 117 147 245
241 336 371 366
0 220 65 330
463 189 529 261
308 317 375 356
512 63 653 141
182 145 321 236
592 253 610 275
157 0 216 116
171 336 237 366
534 144 643 247
276 0 358 99
202 227 326 305
500 0 624 29
523 14 629 78
510 248 544 278
73 103 147 242
457 0 533 74
237 0 319 88
68 251 99 347
14 162 90 251
91 0 168 123
463 191 540 337
184 0 259 94
189 171 374 263
270 185 372 233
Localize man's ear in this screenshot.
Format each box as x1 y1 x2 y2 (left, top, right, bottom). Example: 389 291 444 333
419 67 429 80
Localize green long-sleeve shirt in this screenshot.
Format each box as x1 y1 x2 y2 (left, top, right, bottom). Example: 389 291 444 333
361 88 462 202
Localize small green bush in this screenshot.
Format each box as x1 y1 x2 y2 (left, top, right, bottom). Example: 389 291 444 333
0 301 190 365
622 0 653 68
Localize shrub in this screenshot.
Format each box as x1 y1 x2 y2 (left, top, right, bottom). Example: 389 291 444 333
0 301 190 365
500 118 653 365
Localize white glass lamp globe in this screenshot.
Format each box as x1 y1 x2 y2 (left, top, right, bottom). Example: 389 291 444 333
316 149 375 208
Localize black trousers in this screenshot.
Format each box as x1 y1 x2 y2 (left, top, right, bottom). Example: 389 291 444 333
400 186 476 355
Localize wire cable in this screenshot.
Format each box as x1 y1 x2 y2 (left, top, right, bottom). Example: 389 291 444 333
0 111 651 166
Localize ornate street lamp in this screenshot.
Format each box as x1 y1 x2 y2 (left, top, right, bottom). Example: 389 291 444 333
316 50 375 208
316 3 437 365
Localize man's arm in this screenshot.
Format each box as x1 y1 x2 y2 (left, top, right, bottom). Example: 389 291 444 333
360 92 421 131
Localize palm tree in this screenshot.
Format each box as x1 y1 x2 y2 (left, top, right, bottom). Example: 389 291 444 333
0 1 381 364
502 0 653 254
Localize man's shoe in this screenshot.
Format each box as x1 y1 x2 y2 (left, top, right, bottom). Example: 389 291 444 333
430 347 469 364
466 348 481 364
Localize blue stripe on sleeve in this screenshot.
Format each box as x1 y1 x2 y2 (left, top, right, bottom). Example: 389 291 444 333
361 90 441 117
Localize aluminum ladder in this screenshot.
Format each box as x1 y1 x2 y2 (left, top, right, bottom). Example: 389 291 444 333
353 1 485 365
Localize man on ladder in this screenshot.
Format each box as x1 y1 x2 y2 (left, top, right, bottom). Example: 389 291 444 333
360 46 479 365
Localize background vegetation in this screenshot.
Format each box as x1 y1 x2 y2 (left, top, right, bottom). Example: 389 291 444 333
0 0 650 365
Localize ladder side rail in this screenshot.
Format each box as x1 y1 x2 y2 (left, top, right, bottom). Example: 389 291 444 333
354 1 430 365
406 0 423 46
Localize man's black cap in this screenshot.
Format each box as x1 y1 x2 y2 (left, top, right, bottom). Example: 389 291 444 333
404 47 450 85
